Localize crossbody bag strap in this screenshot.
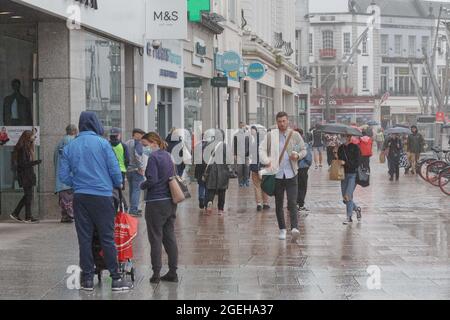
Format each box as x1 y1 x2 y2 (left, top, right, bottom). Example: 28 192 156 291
278 130 294 165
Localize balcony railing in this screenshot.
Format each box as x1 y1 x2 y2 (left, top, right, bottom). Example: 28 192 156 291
320 48 337 59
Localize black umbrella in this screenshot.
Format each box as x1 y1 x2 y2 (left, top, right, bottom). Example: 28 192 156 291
317 124 363 137
366 120 379 126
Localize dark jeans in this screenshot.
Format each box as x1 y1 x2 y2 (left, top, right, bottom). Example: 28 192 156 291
388 155 400 179
127 171 145 214
13 186 33 219
326 146 335 166
361 156 370 169
207 189 226 211
145 200 178 274
176 163 185 177
274 176 299 230
198 181 207 204
297 168 309 208
73 194 120 281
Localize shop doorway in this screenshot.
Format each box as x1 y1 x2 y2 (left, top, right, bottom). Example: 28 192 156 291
0 22 39 219
156 88 173 138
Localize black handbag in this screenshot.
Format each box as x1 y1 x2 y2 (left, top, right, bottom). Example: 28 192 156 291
356 164 370 188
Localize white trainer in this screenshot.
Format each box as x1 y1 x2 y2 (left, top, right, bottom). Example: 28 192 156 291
279 229 287 240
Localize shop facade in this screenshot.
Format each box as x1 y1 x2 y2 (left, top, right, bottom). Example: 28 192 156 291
0 0 145 220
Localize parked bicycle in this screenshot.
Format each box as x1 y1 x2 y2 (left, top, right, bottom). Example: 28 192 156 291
417 147 450 181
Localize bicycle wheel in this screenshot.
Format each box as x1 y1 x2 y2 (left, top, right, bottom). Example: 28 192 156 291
426 161 448 186
445 152 450 164
419 159 436 181
439 166 450 196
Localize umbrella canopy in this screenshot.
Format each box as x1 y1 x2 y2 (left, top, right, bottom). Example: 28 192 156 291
385 127 412 135
317 124 363 137
443 124 450 129
366 120 379 126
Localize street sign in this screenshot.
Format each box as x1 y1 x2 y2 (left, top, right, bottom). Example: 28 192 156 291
221 51 241 73
247 61 265 80
184 77 202 88
187 0 210 22
211 77 228 87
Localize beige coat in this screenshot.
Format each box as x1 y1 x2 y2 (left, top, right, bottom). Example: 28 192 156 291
259 128 307 176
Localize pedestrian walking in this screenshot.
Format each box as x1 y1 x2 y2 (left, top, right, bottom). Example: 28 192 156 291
109 128 130 211
324 133 339 167
54 124 78 223
204 130 231 216
234 122 250 188
194 135 209 211
125 128 146 217
358 130 373 170
259 112 307 242
249 125 270 212
383 133 403 181
140 132 179 284
406 125 425 175
9 130 41 223
337 134 362 225
375 128 385 152
295 128 312 213
311 123 324 169
59 111 133 292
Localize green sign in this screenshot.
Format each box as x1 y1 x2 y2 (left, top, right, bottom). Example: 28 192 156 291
187 0 210 22
184 77 202 88
211 77 228 88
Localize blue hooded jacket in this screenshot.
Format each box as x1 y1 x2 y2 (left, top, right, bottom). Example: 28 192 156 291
59 112 122 197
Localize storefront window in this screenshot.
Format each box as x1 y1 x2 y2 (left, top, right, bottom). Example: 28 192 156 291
85 32 122 131
257 83 274 128
184 86 203 133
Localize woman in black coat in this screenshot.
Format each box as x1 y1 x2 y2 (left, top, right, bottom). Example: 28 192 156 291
10 130 41 223
204 132 231 216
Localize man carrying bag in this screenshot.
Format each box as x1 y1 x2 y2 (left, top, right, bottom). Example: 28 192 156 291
259 112 307 243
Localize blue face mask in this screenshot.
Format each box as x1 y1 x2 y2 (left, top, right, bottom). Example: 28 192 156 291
143 147 152 156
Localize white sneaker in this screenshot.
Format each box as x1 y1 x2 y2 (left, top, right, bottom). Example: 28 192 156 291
279 229 287 240
291 228 300 243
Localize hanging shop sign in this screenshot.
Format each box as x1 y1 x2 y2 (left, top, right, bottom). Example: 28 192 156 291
187 0 211 22
146 0 188 40
247 62 266 80
221 51 241 73
211 77 228 88
184 77 203 88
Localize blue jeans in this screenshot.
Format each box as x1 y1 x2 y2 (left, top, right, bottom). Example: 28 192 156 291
198 180 207 203
73 194 120 281
127 171 145 214
341 173 358 218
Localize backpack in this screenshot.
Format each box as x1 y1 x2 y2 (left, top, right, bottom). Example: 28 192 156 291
359 136 373 157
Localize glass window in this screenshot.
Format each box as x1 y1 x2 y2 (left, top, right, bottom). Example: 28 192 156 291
184 84 203 133
362 34 368 55
362 66 368 90
381 34 389 55
394 67 415 96
257 83 274 128
422 67 429 93
309 33 313 56
322 31 334 49
85 32 122 131
381 66 389 93
344 33 351 54
421 36 429 55
395 35 402 55
408 35 416 57
228 0 237 23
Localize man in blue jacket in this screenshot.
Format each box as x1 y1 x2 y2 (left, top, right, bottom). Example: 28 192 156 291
59 112 133 292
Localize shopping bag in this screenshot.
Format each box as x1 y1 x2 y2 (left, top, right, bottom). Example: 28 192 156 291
330 160 345 181
379 152 386 164
114 211 138 261
261 174 276 197
356 165 370 188
399 152 409 168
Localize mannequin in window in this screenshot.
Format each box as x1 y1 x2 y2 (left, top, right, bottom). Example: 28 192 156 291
3 79 32 126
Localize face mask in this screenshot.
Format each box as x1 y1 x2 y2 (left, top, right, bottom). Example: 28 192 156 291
143 147 152 156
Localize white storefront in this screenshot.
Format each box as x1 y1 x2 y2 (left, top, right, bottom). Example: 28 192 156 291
143 40 184 137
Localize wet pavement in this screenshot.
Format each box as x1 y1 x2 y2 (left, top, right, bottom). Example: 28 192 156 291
1 156 450 300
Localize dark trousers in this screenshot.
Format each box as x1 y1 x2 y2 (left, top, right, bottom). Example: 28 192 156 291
198 181 208 207
297 168 309 208
207 189 226 211
274 176 299 230
73 194 120 281
145 200 178 274
326 146 335 166
388 156 400 179
361 156 370 169
13 186 33 219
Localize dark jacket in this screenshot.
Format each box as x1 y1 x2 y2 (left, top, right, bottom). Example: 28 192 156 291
194 140 208 181
338 143 361 174
204 143 230 190
383 137 403 159
141 149 173 201
166 133 183 156
15 147 40 188
311 129 324 147
407 133 425 154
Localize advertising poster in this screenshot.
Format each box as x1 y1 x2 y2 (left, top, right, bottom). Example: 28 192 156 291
0 126 40 146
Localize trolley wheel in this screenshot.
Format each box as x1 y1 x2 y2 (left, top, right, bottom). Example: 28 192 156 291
131 267 135 282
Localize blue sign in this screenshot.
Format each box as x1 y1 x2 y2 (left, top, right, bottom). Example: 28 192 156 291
222 51 241 73
247 62 266 80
